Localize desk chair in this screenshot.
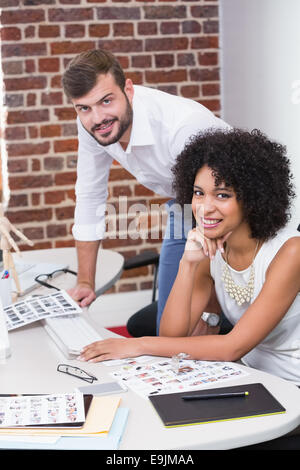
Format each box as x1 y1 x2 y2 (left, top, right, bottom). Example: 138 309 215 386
124 251 159 337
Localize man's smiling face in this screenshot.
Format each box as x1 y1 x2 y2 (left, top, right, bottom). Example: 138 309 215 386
72 73 134 147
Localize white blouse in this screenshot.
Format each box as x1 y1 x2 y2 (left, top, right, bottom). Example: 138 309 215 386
210 228 300 384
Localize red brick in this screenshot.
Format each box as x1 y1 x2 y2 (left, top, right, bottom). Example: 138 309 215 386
54 139 78 153
32 159 41 172
23 227 44 240
55 206 75 220
4 76 47 91
7 159 28 173
154 54 174 68
113 22 134 36
25 25 35 38
38 58 60 72
160 22 180 35
5 208 53 224
48 8 93 22
8 194 28 208
42 92 63 106
145 37 188 51
191 36 219 50
65 24 85 38
38 25 60 38
180 85 200 98
54 171 77 185
198 52 218 66
97 39 143 53
40 125 61 138
2 43 46 58
88 24 110 37
50 41 95 55
7 142 50 157
96 7 140 20
44 157 64 171
9 175 53 190
44 191 66 205
47 224 67 238
137 22 157 35
27 93 36 107
1 9 45 24
131 55 152 68
0 27 21 41
145 69 187 83
4 126 26 140
202 83 220 96
144 5 186 19
190 68 219 82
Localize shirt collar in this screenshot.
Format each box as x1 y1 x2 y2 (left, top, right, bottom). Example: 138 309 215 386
125 90 155 153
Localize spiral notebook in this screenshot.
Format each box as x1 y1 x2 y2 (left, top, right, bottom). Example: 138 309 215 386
149 383 286 428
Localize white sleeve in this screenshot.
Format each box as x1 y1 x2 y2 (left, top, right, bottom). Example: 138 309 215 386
72 118 113 241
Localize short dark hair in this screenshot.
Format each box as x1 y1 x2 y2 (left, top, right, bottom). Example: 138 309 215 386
172 128 296 240
62 49 126 98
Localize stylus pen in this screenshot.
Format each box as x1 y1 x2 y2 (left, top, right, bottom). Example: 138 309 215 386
181 391 249 400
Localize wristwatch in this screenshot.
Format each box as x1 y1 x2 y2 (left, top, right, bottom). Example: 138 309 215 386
201 312 220 327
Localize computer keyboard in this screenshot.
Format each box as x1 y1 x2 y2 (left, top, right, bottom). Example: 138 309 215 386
42 315 103 359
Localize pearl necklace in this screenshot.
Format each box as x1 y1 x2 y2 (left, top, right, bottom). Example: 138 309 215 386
221 241 259 306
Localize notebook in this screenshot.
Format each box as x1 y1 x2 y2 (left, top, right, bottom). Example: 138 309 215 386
148 383 286 428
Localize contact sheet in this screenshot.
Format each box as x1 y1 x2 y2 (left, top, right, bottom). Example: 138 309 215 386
4 291 82 331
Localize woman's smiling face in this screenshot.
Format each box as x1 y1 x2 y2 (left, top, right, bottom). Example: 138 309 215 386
191 165 246 238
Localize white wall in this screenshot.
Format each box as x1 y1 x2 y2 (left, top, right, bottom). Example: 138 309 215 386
220 0 300 228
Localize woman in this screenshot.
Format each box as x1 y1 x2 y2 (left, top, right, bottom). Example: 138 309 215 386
79 128 300 385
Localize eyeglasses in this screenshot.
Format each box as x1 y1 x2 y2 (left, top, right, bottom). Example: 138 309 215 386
57 364 98 383
35 268 77 291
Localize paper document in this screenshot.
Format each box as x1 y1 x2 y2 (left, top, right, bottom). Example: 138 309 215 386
4 290 82 331
0 392 85 428
110 359 249 398
0 395 121 437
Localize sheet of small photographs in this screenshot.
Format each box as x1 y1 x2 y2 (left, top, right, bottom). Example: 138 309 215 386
4 290 82 331
109 358 249 398
0 392 85 428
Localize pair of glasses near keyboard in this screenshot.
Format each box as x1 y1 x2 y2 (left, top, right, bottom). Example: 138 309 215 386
35 268 77 291
57 364 98 383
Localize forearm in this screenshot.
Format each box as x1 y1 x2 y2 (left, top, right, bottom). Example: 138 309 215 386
139 333 237 362
159 259 198 337
76 239 101 289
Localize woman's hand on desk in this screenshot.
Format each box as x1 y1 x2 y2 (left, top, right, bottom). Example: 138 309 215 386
67 282 96 307
78 337 142 362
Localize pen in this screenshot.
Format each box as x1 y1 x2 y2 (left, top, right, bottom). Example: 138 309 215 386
181 391 249 400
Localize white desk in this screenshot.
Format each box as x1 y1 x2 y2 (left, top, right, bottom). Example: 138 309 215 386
1 317 300 450
12 247 124 297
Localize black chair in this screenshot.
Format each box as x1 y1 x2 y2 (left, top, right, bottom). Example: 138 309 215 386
124 251 159 337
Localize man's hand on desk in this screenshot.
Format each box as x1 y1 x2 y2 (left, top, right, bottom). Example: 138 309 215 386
67 282 96 307
78 337 142 362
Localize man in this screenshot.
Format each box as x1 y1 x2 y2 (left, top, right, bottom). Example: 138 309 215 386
62 49 229 332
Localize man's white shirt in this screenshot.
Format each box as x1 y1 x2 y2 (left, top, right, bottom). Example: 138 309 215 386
73 85 230 241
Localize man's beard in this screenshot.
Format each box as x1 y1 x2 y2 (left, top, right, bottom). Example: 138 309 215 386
85 95 133 147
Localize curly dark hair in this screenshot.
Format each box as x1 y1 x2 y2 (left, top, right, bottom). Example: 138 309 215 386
172 128 296 240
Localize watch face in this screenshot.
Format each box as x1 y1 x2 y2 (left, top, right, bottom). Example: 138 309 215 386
207 314 220 327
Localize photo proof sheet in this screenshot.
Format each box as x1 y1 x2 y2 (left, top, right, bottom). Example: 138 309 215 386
4 291 82 331
0 392 85 428
109 358 249 398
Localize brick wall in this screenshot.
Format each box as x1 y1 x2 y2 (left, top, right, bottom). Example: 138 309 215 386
0 0 220 293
